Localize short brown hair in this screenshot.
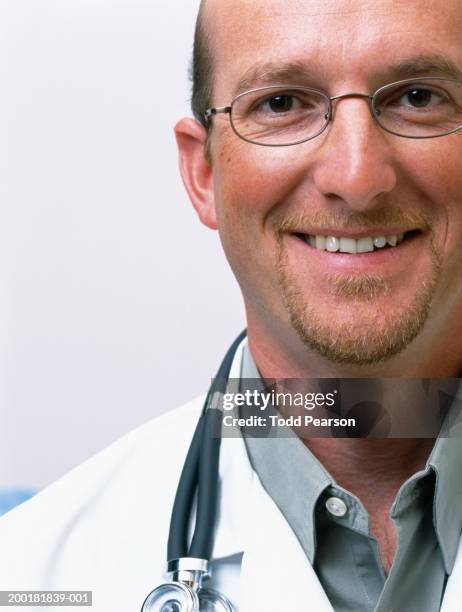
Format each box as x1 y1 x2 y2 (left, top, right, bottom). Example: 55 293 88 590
190 1 213 127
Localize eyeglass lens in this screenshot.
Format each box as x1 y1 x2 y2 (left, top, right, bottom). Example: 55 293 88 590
230 79 462 145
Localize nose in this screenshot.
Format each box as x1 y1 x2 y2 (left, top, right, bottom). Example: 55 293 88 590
311 97 397 210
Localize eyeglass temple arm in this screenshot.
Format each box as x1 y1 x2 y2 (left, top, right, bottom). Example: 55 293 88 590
204 106 232 122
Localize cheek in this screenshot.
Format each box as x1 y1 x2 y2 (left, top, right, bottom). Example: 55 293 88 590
211 138 308 287
401 133 462 204
396 139 462 242
398 140 462 299
212 136 309 227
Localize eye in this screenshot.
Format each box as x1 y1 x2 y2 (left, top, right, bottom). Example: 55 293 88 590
396 87 445 109
261 94 301 113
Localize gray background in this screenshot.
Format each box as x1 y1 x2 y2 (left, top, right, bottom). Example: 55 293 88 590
0 0 245 489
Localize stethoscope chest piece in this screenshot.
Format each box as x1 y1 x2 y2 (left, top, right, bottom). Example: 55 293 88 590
141 558 235 612
197 588 234 611
140 584 234 612
141 582 199 612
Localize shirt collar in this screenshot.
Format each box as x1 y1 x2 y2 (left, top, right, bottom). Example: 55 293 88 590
240 342 462 572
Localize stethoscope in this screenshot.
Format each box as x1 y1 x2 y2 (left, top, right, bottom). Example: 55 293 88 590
141 330 247 612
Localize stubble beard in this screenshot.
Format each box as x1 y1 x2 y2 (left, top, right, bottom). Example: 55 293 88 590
275 217 441 366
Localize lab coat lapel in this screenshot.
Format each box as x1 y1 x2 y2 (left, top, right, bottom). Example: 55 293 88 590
440 535 462 612
213 395 333 607
212 339 333 610
238 469 334 612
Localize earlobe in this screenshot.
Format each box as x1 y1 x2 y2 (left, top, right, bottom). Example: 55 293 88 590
175 118 217 230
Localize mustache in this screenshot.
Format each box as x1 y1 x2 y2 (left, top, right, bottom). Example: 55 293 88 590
274 209 432 234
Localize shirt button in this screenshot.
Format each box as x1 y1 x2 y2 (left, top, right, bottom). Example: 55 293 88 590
325 496 348 517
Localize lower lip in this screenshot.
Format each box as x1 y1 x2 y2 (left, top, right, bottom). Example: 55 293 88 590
288 232 424 273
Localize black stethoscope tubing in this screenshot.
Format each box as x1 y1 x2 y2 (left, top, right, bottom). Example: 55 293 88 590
167 329 248 562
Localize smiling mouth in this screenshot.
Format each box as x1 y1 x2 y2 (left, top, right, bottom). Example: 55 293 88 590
294 230 422 254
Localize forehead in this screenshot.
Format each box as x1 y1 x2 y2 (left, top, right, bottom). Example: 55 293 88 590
206 0 462 96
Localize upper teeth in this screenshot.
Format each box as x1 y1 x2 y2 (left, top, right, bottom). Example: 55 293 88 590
305 234 405 253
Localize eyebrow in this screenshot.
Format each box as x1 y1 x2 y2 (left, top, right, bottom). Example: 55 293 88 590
232 61 317 97
392 54 462 81
231 54 462 98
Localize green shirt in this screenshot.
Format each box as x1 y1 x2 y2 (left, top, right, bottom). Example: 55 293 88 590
239 343 462 612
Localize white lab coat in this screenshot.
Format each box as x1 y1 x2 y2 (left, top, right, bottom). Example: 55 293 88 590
1 341 462 611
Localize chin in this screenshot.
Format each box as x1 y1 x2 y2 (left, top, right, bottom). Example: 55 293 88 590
284 291 436 365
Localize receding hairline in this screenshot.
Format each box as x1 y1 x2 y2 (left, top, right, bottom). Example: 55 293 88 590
195 0 224 80
197 0 210 40
197 0 213 67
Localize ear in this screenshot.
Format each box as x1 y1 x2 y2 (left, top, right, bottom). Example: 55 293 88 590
175 118 217 230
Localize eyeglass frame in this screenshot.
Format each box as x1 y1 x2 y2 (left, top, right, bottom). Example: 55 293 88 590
203 76 462 146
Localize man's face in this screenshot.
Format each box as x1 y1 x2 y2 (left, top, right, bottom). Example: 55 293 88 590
205 0 462 365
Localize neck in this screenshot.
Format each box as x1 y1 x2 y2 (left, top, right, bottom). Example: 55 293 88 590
304 437 434 508
245 316 461 505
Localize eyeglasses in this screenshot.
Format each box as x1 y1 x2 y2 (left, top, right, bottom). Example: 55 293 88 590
204 77 462 146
